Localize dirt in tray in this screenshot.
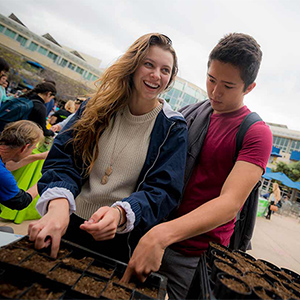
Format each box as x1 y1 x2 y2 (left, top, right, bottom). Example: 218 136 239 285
235 258 263 274
213 253 234 265
242 272 273 289
13 238 35 249
0 282 28 298
135 286 158 298
220 277 250 294
62 256 93 270
0 247 33 264
111 276 136 289
87 264 114 278
255 260 271 272
102 282 132 300
272 282 294 300
20 254 57 274
254 288 274 300
19 283 64 300
47 267 81 286
214 261 241 278
73 275 107 297
110 276 158 298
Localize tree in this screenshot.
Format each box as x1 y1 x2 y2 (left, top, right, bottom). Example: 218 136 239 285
272 161 300 181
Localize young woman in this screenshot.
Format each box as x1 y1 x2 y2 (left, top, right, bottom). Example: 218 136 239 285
266 182 281 220
28 33 188 262
22 82 57 137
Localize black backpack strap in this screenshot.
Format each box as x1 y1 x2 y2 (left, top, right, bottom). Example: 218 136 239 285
234 112 262 223
234 112 262 162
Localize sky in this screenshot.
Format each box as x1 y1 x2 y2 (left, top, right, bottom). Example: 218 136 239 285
1 0 299 131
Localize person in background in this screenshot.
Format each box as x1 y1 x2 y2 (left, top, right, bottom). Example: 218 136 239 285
122 33 273 299
0 120 43 210
0 58 10 107
49 100 75 125
43 79 56 116
265 182 281 220
50 98 84 132
28 33 188 264
22 83 56 137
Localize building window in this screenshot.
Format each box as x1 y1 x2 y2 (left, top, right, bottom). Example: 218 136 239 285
86 72 92 80
59 58 68 67
92 75 99 81
38 46 48 55
76 66 84 75
68 62 76 70
273 136 289 152
4 28 16 39
47 51 58 62
290 140 300 153
28 42 38 51
16 34 28 47
0 24 5 33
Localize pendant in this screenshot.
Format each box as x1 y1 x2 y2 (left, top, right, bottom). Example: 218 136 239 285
105 166 113 176
101 175 108 185
101 166 113 185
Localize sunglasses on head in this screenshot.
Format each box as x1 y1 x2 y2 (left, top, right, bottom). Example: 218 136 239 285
162 34 172 45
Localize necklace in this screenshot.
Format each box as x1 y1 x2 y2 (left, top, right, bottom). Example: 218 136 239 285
101 110 145 185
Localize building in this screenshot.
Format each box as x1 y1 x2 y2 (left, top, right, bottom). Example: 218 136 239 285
160 76 207 110
267 123 300 167
0 13 102 90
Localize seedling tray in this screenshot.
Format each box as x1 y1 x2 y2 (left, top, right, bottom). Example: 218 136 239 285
187 241 300 299
0 236 167 300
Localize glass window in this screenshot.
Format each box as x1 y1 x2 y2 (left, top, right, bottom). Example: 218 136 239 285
0 24 5 33
47 51 58 62
86 72 92 80
28 42 38 51
92 75 99 81
38 46 48 55
16 34 28 47
59 58 68 67
4 28 16 39
68 62 76 70
76 66 84 75
172 89 181 99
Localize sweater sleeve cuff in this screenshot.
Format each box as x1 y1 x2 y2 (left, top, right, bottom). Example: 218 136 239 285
36 187 76 216
111 201 135 234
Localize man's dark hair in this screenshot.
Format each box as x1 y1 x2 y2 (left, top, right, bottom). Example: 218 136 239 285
0 57 9 73
208 33 262 90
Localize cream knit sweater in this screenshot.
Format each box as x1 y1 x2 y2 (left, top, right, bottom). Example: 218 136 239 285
75 104 162 219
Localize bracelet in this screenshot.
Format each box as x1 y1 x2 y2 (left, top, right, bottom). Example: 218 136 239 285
113 206 123 227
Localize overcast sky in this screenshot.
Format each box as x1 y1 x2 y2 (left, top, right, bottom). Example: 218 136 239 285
1 0 299 130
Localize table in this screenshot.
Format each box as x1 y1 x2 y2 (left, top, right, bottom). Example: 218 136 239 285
0 148 44 224
257 197 269 217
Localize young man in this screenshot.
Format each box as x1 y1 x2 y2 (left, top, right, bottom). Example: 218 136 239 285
0 58 9 107
0 120 43 210
122 33 273 299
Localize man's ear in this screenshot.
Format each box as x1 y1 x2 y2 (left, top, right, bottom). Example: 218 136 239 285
244 82 256 95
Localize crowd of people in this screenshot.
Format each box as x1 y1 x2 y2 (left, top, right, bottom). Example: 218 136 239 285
0 32 274 299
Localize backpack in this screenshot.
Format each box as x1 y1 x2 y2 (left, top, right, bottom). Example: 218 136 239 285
0 97 33 132
229 112 262 251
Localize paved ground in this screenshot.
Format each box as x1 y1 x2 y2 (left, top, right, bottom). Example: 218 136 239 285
1 212 300 274
248 213 300 274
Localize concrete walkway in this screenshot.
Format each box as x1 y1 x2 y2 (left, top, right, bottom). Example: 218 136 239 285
248 213 300 274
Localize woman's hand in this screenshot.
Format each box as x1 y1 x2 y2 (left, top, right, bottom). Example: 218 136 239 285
28 198 70 259
80 206 126 241
121 225 166 283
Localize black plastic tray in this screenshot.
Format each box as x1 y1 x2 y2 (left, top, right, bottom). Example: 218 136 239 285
0 236 167 300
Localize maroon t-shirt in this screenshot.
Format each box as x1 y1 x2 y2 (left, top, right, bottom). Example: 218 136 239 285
171 106 273 256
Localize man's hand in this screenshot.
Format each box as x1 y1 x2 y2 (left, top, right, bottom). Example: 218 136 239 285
121 225 166 283
28 198 70 258
80 206 126 241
